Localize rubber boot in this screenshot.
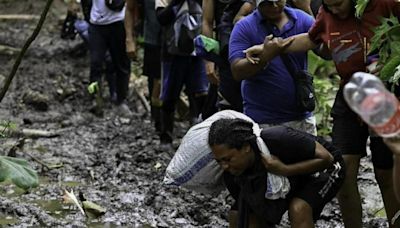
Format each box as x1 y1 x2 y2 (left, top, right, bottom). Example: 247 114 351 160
151 105 162 133
160 110 174 145
188 93 207 125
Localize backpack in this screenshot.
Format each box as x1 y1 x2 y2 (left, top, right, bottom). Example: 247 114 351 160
165 0 202 56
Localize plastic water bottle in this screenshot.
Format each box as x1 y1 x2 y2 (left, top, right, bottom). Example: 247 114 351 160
343 72 400 137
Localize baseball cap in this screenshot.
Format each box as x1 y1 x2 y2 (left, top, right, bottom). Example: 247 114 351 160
256 0 280 6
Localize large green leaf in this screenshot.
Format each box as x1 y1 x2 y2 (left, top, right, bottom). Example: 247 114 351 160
0 156 39 190
355 0 369 19
390 64 400 91
370 15 400 59
380 56 400 81
391 41 400 56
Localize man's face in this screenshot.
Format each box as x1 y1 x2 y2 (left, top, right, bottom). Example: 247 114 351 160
211 144 254 176
324 0 352 19
258 0 287 21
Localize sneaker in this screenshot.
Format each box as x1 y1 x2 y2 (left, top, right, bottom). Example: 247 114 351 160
116 102 133 118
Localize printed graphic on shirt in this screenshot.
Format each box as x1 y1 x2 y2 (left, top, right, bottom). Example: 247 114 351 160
329 30 364 65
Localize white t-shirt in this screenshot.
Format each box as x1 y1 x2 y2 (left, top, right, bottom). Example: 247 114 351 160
90 0 125 25
155 0 171 9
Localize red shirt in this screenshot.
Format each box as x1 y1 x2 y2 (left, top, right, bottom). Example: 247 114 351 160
308 0 400 84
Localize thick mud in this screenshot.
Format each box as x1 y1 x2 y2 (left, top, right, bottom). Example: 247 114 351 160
0 0 389 227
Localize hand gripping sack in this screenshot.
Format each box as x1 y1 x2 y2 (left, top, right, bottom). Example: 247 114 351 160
165 0 202 56
163 110 254 195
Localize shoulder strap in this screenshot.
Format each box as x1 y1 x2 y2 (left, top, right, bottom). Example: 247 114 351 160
280 54 297 79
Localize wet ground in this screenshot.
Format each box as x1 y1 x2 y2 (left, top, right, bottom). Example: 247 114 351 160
0 0 390 227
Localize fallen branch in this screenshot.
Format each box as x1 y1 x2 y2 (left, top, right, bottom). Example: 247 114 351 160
0 44 21 56
0 128 60 138
24 153 64 169
21 129 60 138
0 0 54 102
0 14 40 20
0 126 69 138
133 86 151 113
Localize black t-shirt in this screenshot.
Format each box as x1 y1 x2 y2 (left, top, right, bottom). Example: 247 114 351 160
230 126 342 225
261 125 342 164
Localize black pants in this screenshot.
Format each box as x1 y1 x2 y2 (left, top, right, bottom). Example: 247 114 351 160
89 21 130 104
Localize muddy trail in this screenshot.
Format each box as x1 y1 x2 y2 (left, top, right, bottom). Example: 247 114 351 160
0 0 389 227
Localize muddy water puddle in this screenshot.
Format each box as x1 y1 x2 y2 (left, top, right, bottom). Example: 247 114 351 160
0 179 120 227
0 213 18 226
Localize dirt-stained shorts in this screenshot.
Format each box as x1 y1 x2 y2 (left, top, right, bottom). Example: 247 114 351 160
331 91 393 169
260 115 317 136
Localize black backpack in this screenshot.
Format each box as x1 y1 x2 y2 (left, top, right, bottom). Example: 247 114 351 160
165 0 202 56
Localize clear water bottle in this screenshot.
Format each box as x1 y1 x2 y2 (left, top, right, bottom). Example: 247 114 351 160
343 72 400 137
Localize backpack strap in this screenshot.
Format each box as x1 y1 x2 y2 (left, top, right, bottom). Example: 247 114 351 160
280 53 297 80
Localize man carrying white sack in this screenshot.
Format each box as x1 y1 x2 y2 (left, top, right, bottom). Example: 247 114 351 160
164 110 345 227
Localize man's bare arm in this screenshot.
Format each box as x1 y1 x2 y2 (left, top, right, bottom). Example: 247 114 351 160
232 36 294 81
124 0 138 59
202 0 214 38
283 33 317 53
233 2 255 24
201 0 219 84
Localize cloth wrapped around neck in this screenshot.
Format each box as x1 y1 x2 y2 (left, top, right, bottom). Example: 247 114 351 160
252 123 290 200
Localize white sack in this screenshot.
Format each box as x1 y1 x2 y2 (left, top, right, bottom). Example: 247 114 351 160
163 110 254 195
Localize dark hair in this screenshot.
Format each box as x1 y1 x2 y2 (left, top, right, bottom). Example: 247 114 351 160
322 0 356 15
208 118 256 150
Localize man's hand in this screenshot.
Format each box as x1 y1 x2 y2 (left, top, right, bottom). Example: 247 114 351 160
244 44 263 64
261 154 288 176
205 60 220 85
262 35 295 56
244 35 294 64
126 39 137 60
384 137 400 156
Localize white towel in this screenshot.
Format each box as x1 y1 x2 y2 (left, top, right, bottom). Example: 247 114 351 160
252 123 291 200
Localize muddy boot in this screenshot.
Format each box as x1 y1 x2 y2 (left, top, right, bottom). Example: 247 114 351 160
151 105 162 133
159 110 174 152
151 97 162 133
188 94 207 125
88 82 104 117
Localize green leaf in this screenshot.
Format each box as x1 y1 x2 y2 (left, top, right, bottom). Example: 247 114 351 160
388 25 400 42
87 82 99 95
380 56 400 81
82 200 107 216
355 0 370 19
0 156 39 190
391 41 400 56
390 64 400 91
369 15 400 57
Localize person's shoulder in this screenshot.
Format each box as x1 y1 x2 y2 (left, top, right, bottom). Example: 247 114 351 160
235 10 257 26
261 126 287 140
288 7 314 21
231 10 257 34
